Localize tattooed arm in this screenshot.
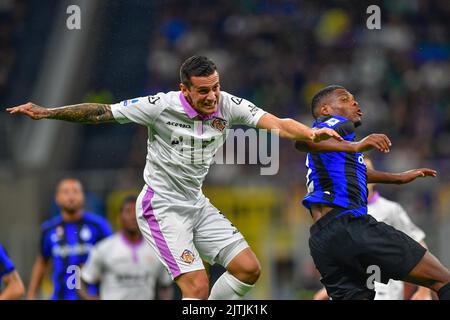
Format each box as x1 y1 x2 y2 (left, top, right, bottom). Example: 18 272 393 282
6 102 116 124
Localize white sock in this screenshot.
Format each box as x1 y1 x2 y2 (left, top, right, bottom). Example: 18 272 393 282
208 272 254 300
182 298 201 300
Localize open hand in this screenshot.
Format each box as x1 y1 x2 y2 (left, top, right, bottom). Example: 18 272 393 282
397 168 437 184
6 102 49 120
356 134 392 153
312 128 343 143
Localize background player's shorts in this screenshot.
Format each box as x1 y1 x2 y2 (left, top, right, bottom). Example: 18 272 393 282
136 184 248 279
309 207 426 300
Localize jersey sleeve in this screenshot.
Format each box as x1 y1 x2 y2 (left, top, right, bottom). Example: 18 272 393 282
0 245 15 278
40 229 52 260
390 204 426 242
110 93 166 126
225 94 267 127
96 218 113 242
81 244 103 284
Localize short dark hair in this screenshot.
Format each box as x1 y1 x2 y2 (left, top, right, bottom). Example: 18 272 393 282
310 85 345 119
180 55 217 88
120 195 137 213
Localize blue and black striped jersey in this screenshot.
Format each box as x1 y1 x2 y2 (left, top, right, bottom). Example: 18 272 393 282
303 115 368 216
40 212 112 300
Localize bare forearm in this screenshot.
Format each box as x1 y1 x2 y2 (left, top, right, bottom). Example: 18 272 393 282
277 118 315 141
27 257 48 299
367 169 404 184
47 103 115 124
295 139 357 153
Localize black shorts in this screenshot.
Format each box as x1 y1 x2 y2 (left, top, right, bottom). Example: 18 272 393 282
309 207 427 300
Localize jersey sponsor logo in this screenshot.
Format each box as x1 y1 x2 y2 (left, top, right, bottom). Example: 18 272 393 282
231 96 243 105
358 154 365 164
324 118 340 127
248 104 259 116
181 249 195 264
148 95 161 105
166 121 192 128
51 243 93 258
211 117 228 132
122 99 139 106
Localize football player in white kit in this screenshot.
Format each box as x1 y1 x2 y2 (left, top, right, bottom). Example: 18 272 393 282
7 55 343 300
80 196 173 300
314 158 431 300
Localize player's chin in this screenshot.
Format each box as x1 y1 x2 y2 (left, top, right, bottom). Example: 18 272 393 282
354 119 362 127
200 105 217 115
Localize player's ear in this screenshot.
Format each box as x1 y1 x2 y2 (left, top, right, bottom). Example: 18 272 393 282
179 83 189 96
320 104 332 116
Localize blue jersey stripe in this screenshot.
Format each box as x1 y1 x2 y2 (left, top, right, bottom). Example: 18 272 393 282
303 115 368 215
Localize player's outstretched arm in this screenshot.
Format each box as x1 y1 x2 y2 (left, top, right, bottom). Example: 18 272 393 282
367 167 437 184
256 113 343 143
6 102 116 124
295 133 392 153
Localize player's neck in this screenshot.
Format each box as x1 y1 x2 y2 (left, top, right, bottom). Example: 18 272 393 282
61 209 83 222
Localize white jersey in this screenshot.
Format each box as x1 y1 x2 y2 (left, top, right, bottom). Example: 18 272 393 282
368 192 426 300
111 91 266 202
81 233 172 300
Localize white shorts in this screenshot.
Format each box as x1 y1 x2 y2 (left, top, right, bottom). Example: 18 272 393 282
136 184 248 279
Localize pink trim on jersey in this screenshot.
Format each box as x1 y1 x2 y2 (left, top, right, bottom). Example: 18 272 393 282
179 92 198 119
368 191 380 205
179 92 219 121
142 186 181 278
120 232 144 264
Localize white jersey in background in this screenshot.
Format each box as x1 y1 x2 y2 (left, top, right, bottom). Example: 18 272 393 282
368 192 426 300
81 233 172 300
111 91 267 279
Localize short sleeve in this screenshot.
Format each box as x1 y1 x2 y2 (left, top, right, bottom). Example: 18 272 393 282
81 245 103 284
225 94 267 127
111 94 166 126
0 245 15 278
97 219 113 241
390 204 426 242
40 229 52 260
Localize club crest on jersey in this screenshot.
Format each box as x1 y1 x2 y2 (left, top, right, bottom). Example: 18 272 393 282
211 118 228 132
181 249 195 264
80 226 92 241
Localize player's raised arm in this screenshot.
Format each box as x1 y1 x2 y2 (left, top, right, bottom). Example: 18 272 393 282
295 133 392 153
367 167 437 184
6 102 116 124
256 112 343 143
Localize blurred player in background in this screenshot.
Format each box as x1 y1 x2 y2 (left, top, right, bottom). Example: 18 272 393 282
0 243 25 300
7 55 343 300
80 196 173 300
26 178 112 300
295 85 450 300
314 157 432 300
